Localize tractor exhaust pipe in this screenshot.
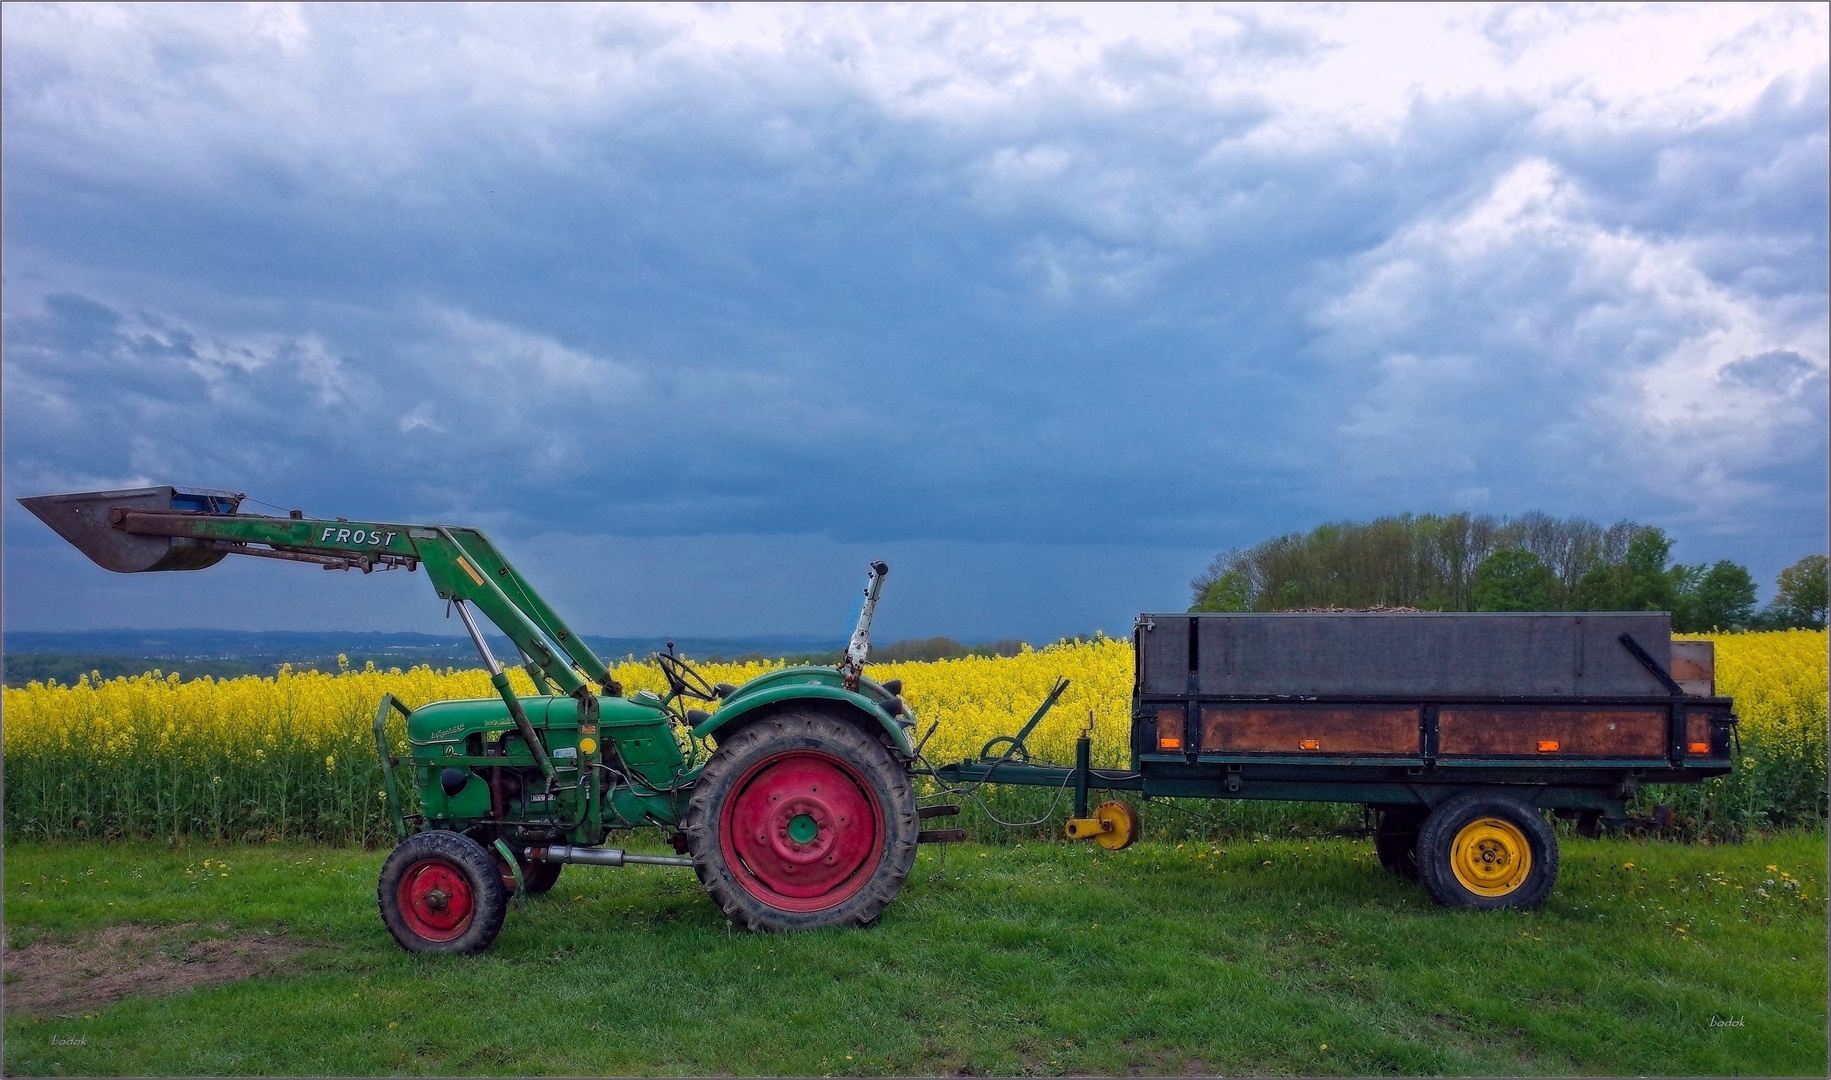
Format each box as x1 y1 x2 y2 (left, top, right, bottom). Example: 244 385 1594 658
839 560 890 691
525 845 694 868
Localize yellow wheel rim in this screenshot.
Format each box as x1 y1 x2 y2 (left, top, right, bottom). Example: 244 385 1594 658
1092 799 1139 851
1449 817 1532 897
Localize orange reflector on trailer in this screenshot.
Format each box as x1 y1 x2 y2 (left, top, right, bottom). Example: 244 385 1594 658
1299 739 1320 750
1537 740 1560 752
1688 741 1710 754
1157 733 1183 751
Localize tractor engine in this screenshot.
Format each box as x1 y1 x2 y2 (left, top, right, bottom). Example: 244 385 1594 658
404 691 691 843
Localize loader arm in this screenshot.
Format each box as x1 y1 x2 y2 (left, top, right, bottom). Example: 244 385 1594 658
19 487 617 699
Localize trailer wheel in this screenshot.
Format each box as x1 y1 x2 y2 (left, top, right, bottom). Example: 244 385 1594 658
377 830 508 953
1417 791 1558 910
1373 805 1426 880
686 710 918 931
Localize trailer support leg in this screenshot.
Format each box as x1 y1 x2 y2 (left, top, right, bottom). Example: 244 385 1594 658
1073 733 1090 818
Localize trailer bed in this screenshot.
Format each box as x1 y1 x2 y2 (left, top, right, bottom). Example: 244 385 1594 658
1128 612 1731 803
933 611 1736 909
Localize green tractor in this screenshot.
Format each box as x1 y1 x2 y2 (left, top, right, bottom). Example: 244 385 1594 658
22 486 959 952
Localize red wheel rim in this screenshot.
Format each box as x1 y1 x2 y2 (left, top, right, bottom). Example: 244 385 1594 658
396 858 475 942
720 749 884 912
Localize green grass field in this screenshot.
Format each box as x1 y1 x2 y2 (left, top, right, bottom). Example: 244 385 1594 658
4 833 1825 1077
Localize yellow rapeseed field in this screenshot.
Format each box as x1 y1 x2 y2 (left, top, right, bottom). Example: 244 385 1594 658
1664 629 1828 833
1688 629 1828 770
3 631 1822 842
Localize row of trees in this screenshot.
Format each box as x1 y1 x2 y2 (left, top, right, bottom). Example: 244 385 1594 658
1190 512 1827 632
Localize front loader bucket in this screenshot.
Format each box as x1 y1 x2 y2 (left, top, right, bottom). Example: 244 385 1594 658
18 486 243 573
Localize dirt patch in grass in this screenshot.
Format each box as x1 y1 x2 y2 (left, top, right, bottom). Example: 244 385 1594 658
1124 1046 1214 1076
1 924 308 1017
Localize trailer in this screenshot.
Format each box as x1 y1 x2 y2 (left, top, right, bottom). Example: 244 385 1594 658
935 612 1735 910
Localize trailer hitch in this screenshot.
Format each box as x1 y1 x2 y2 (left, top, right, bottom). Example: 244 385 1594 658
978 676 1070 762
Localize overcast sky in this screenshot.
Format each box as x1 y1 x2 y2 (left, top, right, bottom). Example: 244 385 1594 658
3 3 1826 641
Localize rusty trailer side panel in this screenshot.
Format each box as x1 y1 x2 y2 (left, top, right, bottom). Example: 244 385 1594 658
1200 705 1419 755
1436 706 1668 759
1142 702 1737 763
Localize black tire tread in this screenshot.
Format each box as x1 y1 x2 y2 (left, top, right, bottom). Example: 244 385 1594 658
376 830 509 954
522 860 563 895
1416 790 1559 910
685 710 918 932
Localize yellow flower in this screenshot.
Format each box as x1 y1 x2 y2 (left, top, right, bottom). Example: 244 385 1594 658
2 631 1820 845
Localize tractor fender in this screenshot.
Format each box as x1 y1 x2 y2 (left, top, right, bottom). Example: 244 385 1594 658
692 676 914 758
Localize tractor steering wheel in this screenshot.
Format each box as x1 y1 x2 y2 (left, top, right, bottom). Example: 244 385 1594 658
656 651 719 703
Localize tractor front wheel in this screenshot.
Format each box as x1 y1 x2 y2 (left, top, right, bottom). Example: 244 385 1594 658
686 711 918 931
377 830 508 953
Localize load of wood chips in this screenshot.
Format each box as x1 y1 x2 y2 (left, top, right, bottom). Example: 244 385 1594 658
1280 605 1427 613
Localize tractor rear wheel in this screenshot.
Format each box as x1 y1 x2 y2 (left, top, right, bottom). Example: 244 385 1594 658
685 710 918 931
377 830 508 953
481 837 563 896
522 860 562 894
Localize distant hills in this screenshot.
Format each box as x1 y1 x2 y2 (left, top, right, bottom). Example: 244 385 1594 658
1 629 845 687
0 629 1033 687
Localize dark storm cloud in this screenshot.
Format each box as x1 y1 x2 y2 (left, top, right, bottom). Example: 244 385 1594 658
3 4 1825 635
